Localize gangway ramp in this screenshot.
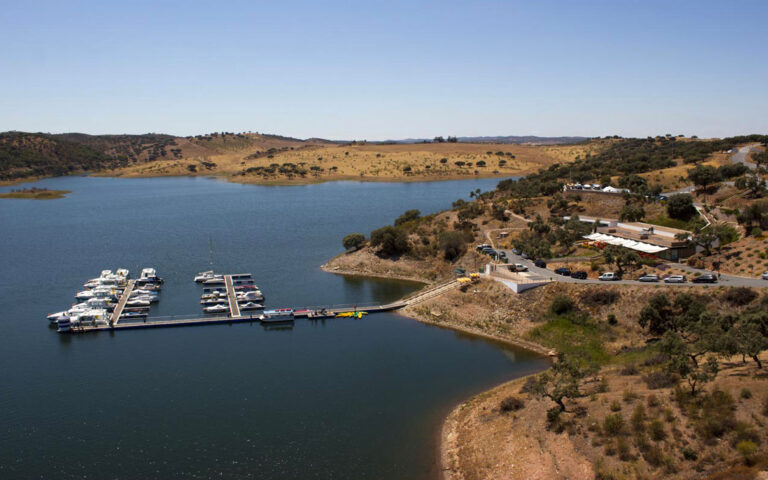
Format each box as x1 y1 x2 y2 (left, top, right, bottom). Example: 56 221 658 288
110 279 136 325
224 275 241 318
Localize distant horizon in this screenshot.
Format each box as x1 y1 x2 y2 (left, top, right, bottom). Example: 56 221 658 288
3 129 765 143
2 1 767 139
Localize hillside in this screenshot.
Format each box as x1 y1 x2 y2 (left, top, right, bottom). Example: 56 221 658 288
323 135 768 480
0 131 325 181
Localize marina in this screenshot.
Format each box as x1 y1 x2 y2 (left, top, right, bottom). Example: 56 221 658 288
50 267 164 333
51 269 442 334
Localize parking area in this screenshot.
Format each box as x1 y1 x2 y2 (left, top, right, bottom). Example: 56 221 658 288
477 246 768 288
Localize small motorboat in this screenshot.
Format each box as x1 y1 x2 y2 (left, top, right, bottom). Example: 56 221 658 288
76 288 119 301
201 298 227 306
132 288 159 296
138 267 163 285
239 302 264 311
194 270 220 283
203 304 228 314
234 285 260 292
126 298 151 307
119 311 148 320
202 288 226 294
237 291 264 302
201 292 227 300
259 308 294 324
202 277 225 285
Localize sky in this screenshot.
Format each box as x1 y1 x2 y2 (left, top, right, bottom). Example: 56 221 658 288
1 0 767 140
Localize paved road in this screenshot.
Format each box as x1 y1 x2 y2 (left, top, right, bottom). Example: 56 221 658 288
732 144 760 170
498 250 768 288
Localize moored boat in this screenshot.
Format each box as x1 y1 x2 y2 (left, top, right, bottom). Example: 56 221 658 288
203 304 228 314
259 308 294 324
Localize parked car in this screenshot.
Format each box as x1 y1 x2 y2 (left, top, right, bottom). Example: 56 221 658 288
476 244 491 252
512 248 521 255
498 251 507 259
520 252 530 259
570 271 588 280
692 274 717 284
599 272 619 281
513 264 528 272
762 271 768 280
534 259 547 268
637 274 659 283
554 267 571 276
664 275 686 284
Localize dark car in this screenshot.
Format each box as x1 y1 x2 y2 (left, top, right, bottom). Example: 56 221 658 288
554 267 571 276
534 259 547 268
692 274 718 284
570 270 588 280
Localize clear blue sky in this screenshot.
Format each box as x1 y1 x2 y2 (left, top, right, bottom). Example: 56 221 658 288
1 0 766 139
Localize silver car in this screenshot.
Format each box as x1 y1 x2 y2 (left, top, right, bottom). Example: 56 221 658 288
638 274 659 282
664 275 686 284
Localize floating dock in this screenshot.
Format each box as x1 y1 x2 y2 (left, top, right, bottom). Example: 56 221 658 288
67 301 406 333
62 278 460 334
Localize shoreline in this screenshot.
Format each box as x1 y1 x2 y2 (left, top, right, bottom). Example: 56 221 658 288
320 261 434 284
15 169 524 188
321 264 555 480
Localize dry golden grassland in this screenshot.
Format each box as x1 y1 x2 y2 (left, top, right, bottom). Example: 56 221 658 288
639 152 730 191
104 141 591 185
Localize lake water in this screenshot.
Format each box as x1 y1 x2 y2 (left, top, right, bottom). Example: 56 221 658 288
0 176 548 479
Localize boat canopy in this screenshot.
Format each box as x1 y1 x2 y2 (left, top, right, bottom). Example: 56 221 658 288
584 233 668 254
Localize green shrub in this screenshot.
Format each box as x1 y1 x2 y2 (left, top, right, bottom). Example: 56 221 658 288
696 390 737 442
623 389 639 403
681 446 698 461
723 287 757 306
610 400 622 412
607 314 618 326
500 396 525 413
549 295 575 315
342 233 366 251
620 363 638 376
736 440 758 465
740 388 752 400
580 289 620 306
646 394 660 408
617 437 632 461
394 209 420 226
438 231 466 261
631 404 646 433
644 370 679 389
603 413 625 436
369 225 409 257
649 419 667 441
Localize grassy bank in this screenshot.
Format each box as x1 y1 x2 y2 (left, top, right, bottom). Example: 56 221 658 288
0 188 70 199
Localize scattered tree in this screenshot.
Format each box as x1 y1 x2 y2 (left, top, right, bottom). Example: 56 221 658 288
342 233 365 251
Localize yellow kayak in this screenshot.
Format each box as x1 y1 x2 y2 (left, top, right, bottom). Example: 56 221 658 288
335 311 368 318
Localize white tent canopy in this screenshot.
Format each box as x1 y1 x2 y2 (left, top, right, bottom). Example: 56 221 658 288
584 233 668 254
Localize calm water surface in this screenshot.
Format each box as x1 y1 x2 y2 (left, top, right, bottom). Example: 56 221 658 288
0 176 547 479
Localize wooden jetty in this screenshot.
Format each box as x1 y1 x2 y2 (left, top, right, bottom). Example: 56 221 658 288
224 275 241 318
110 279 136 326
